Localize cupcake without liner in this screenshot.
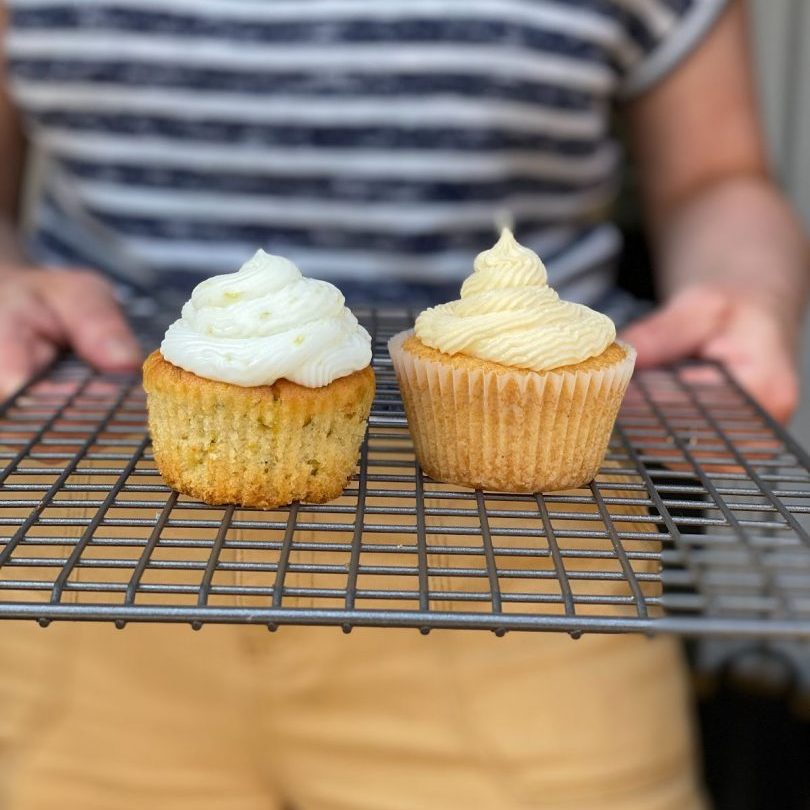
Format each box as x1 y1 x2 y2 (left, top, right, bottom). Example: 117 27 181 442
389 229 635 493
143 250 374 509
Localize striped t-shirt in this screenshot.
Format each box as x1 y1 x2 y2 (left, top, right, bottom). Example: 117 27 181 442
4 0 727 309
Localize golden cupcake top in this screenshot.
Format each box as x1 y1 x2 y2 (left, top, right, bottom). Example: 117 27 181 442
414 228 616 372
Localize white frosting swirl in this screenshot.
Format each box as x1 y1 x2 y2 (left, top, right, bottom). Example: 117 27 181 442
415 229 615 371
160 249 372 387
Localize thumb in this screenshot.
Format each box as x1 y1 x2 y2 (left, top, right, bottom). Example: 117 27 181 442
620 287 730 367
40 272 142 371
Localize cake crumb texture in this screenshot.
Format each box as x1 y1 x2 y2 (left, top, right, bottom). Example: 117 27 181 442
143 351 375 508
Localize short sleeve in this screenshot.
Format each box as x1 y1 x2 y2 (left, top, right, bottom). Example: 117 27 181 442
609 0 730 98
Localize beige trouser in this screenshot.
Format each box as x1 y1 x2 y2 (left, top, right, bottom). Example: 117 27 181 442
0 448 705 809
0 622 703 810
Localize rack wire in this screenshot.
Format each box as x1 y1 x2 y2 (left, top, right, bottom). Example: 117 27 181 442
1 307 809 637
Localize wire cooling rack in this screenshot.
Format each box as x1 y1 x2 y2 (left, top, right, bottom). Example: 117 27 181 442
0 307 809 637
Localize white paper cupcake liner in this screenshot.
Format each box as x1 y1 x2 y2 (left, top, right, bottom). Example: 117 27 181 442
389 331 636 493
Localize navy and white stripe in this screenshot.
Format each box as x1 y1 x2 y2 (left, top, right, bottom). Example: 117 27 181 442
5 0 727 308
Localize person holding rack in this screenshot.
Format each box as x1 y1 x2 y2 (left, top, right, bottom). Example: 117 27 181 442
0 1 807 808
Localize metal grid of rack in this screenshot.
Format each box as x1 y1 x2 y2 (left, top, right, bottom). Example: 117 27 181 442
1 307 809 637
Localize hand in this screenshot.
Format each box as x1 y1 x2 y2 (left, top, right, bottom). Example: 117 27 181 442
0 267 142 399
620 284 800 423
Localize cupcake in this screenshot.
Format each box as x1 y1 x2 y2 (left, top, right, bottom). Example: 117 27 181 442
389 229 635 492
143 250 375 509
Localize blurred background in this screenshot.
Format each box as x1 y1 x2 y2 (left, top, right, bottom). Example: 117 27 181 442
692 5 810 809
748 0 810 446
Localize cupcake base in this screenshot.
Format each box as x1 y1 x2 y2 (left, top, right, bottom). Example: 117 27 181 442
143 351 375 509
389 332 635 493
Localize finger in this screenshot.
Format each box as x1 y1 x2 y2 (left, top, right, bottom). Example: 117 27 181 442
30 337 59 371
0 325 57 400
702 308 799 423
719 355 797 424
619 287 729 367
41 272 142 370
0 283 64 397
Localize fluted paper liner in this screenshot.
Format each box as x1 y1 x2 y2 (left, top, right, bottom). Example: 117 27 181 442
143 351 374 509
389 331 635 492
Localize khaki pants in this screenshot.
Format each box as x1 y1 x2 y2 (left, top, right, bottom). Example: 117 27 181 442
0 621 703 810
0 439 705 809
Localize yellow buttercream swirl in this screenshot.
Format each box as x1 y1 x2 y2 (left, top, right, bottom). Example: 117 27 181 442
414 228 616 371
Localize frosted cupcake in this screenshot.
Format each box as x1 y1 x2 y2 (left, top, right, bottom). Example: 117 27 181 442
389 229 635 492
143 250 375 509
